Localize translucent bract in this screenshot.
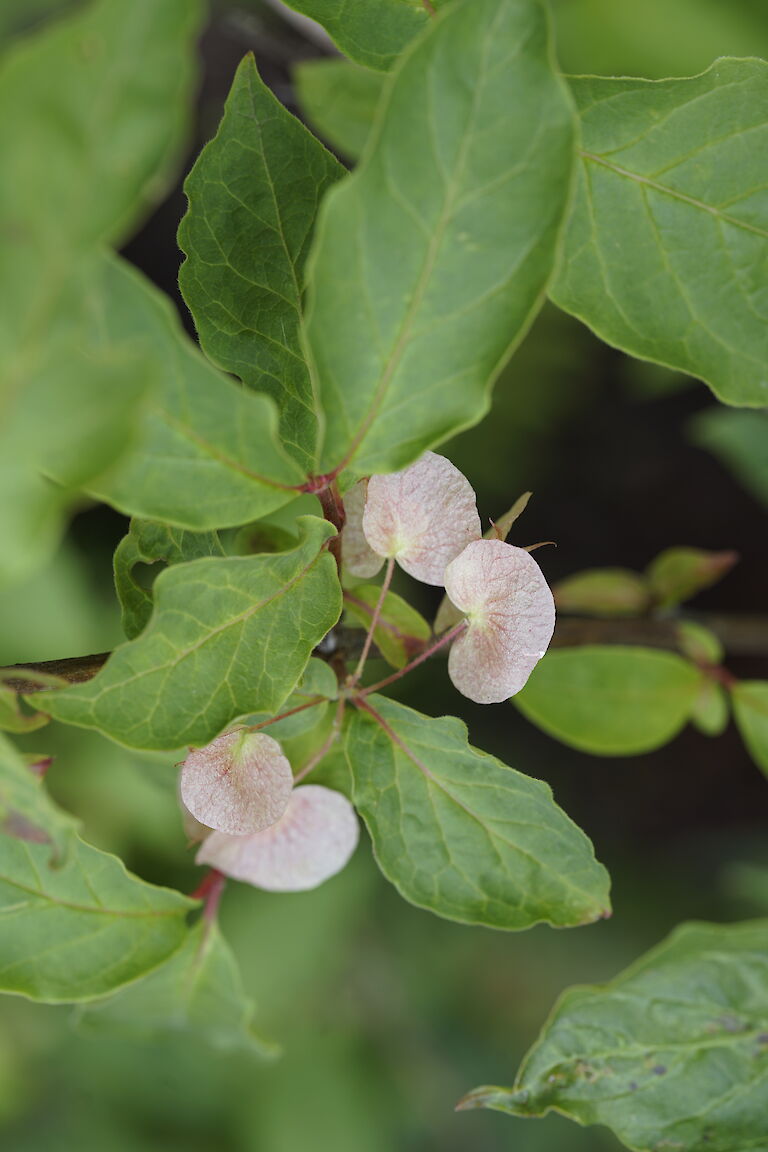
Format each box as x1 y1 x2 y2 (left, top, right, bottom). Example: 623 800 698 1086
362 452 481 585
341 479 383 578
197 785 359 892
180 730 293 837
444 539 556 704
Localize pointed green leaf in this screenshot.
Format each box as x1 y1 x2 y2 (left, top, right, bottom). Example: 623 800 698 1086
462 919 768 1152
84 255 307 527
551 59 768 408
36 517 342 750
344 585 430 669
0 831 194 1002
282 0 431 71
553 568 651 618
294 58 386 161
691 409 768 508
114 521 225 641
514 646 704 755
178 56 344 471
78 920 275 1056
346 696 611 930
646 547 738 609
306 0 576 475
732 682 768 779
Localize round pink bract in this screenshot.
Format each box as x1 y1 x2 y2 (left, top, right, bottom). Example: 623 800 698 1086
196 784 359 892
341 479 384 578
362 452 481 586
180 730 293 837
444 539 555 704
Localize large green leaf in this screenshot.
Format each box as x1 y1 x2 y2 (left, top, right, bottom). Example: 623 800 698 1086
36 518 341 750
461 919 768 1152
732 682 768 779
305 0 576 476
294 58 386 161
114 520 225 641
282 0 432 71
551 59 768 408
85 255 307 527
691 409 768 508
514 646 704 755
78 920 275 1056
346 696 611 930
0 832 194 1002
0 0 202 251
0 0 204 583
178 56 344 471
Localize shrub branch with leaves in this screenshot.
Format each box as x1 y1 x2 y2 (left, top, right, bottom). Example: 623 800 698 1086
1 0 767 1148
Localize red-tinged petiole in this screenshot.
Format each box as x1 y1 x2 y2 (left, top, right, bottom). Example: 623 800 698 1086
354 620 467 700
191 867 227 924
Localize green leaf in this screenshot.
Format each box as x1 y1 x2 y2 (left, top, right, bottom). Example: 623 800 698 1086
514 646 704 755
646 547 738 609
36 518 342 750
84 254 307 527
77 920 275 1056
0 733 72 852
0 0 204 583
732 682 768 778
551 59 768 408
344 585 430 668
114 521 225 641
242 657 336 740
0 831 194 1002
690 679 729 738
0 254 156 585
677 620 724 665
553 568 650 618
178 56 344 471
691 409 768 508
306 0 576 475
461 919 768 1152
0 685 50 735
346 696 611 930
282 0 431 71
0 0 203 251
294 58 386 161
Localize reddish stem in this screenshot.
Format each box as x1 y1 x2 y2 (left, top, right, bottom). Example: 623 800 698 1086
191 868 226 923
244 695 326 733
316 479 346 572
356 620 467 699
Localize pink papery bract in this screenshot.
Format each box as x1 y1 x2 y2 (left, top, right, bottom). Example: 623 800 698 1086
196 785 359 892
444 539 556 704
341 479 383 578
362 452 481 585
180 730 293 837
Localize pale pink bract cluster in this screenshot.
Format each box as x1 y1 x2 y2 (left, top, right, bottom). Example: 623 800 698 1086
181 731 358 892
343 451 556 704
